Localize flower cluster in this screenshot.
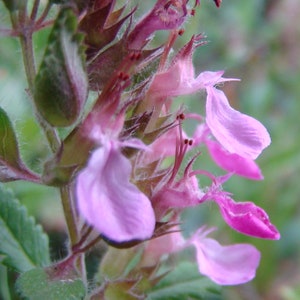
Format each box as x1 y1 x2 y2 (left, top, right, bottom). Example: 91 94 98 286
75 0 279 286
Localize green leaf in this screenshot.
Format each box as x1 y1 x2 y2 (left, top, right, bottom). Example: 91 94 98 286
34 8 88 127
16 268 85 300
0 184 50 272
0 107 22 168
0 107 39 182
146 262 221 300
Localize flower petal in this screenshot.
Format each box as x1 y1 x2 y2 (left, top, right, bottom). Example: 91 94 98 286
76 142 155 243
196 70 225 86
206 139 263 180
215 196 280 240
206 87 271 159
192 236 260 285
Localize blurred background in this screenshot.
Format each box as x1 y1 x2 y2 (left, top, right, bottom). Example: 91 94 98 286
0 0 300 299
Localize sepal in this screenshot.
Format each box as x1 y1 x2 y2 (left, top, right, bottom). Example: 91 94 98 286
42 127 95 186
79 1 133 52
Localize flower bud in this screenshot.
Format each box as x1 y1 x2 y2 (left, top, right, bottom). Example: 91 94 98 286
34 8 88 127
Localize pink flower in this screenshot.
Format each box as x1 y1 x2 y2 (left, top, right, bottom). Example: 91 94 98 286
76 140 155 243
205 139 264 180
191 228 261 285
141 226 261 285
205 86 271 160
147 35 271 160
195 174 280 240
214 195 280 240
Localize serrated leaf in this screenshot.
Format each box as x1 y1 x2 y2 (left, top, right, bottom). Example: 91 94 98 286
34 8 88 127
16 268 85 300
146 262 221 300
0 184 50 272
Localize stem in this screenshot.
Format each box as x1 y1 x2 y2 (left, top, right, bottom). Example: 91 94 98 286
75 236 102 255
17 2 79 253
37 114 61 153
73 225 93 250
18 1 28 24
13 7 61 153
30 0 40 21
36 2 52 26
19 30 36 92
60 185 79 246
0 265 11 300
0 28 19 37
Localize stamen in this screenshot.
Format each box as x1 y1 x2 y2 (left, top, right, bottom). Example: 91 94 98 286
117 71 130 81
178 29 185 36
177 113 185 120
129 52 141 61
168 116 192 184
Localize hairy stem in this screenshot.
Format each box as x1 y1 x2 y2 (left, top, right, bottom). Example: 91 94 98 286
60 184 86 281
30 0 40 21
5 2 87 286
11 3 83 276
60 185 79 247
0 265 11 300
36 2 52 26
12 5 61 153
19 33 35 91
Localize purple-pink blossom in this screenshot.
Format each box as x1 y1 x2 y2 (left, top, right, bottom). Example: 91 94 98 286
76 140 155 243
141 226 261 285
214 195 280 240
146 116 279 240
206 86 271 160
71 0 279 289
191 228 261 285
205 139 264 180
146 35 271 160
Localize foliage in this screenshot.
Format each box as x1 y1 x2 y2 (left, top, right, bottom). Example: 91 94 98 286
0 184 50 272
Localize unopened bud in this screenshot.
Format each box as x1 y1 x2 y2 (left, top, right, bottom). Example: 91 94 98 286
34 8 88 127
